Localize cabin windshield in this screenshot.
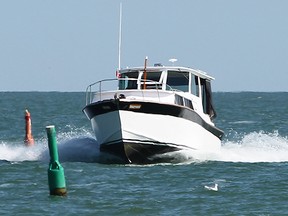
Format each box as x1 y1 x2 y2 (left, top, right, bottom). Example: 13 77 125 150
141 71 162 89
167 71 189 92
118 70 163 90
142 71 162 82
118 71 139 90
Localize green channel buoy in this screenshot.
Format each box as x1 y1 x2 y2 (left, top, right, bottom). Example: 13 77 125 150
46 125 67 196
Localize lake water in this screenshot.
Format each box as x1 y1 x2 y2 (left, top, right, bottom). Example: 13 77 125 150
1 92 288 215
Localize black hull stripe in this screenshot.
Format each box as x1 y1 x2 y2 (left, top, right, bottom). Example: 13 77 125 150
103 138 197 151
100 141 182 164
83 99 224 139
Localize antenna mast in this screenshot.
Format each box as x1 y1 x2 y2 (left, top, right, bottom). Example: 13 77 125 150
118 3 122 70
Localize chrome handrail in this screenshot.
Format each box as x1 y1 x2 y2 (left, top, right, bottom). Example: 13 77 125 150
85 78 117 104
85 78 177 105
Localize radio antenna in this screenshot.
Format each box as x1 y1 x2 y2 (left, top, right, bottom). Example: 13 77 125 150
118 3 122 70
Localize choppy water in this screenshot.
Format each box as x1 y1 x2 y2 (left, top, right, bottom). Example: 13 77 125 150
1 92 288 215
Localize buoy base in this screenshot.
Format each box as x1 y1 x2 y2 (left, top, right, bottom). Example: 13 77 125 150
50 188 67 196
24 138 35 146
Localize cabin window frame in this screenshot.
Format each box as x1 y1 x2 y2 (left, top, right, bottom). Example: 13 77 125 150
166 70 190 92
139 70 164 90
118 71 139 90
190 73 200 97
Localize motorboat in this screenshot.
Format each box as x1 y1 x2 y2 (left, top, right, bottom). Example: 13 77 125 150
83 59 224 163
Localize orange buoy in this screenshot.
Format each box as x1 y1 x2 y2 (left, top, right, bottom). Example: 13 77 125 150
24 109 34 146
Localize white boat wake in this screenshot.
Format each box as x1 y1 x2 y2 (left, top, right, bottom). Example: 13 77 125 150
175 131 288 163
0 131 288 164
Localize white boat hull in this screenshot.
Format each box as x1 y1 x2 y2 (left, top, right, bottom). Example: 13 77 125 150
84 100 223 163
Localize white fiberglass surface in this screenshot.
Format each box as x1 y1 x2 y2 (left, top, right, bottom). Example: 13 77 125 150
119 111 221 151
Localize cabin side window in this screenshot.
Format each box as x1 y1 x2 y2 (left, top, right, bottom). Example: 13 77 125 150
118 72 139 90
190 74 199 96
166 71 189 92
201 78 207 113
200 78 217 119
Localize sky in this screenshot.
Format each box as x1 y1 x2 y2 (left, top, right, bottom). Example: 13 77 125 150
0 0 287 92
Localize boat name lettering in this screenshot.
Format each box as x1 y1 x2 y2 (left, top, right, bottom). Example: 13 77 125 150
129 104 141 109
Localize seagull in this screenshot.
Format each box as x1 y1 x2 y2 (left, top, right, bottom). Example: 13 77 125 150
204 183 218 191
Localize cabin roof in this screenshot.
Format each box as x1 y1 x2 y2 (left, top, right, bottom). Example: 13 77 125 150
119 66 215 80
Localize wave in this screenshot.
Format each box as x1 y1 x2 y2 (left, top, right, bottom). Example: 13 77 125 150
177 131 288 163
1 130 288 164
229 120 256 124
0 129 99 163
220 131 288 162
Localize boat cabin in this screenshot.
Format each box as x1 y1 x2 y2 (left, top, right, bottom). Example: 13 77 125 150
118 66 217 120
